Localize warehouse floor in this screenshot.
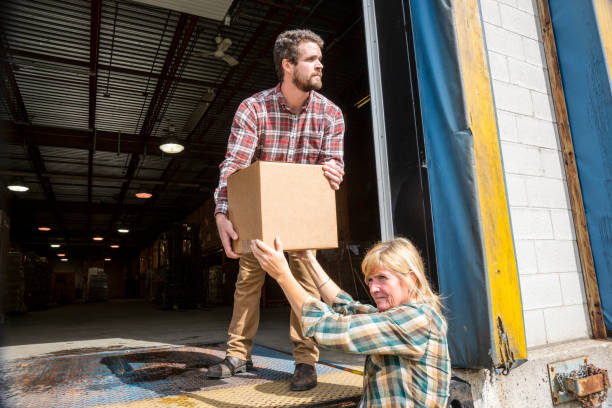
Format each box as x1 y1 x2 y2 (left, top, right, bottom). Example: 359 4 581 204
0 300 365 407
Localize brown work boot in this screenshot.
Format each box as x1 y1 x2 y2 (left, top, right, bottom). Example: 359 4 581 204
206 356 253 379
290 363 317 391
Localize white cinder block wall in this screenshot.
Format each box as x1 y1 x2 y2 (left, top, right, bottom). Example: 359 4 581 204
480 0 592 347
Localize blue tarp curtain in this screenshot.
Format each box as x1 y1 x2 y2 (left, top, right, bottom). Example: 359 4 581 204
549 0 612 331
409 0 493 367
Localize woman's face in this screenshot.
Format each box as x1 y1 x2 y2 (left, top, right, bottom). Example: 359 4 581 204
367 267 414 311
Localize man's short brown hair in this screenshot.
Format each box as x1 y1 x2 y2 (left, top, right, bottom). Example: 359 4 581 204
273 29 324 83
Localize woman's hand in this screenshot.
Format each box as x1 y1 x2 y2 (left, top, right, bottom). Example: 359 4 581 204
250 237 291 281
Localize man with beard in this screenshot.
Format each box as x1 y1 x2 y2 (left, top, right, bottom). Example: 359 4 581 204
208 29 345 391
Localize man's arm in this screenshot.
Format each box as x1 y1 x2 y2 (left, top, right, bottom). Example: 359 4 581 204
214 100 259 258
320 107 345 190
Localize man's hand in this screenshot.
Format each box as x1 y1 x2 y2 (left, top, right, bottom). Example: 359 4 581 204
215 213 240 259
322 159 344 190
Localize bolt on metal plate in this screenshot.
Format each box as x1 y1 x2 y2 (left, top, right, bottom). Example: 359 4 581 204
548 356 588 405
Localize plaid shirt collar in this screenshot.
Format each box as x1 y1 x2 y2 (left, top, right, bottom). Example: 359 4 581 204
274 83 314 114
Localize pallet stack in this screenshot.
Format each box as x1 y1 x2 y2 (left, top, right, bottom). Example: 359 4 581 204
4 252 26 313
86 267 108 302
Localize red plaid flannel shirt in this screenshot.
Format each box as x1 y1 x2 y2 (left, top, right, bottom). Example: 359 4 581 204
214 84 345 214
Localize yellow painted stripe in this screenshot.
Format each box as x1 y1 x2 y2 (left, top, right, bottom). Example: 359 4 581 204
452 1 527 364
594 0 612 83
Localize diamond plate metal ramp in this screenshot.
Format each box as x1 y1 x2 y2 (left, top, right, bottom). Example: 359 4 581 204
0 344 363 407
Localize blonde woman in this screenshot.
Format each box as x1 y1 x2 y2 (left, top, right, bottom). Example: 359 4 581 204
250 237 450 407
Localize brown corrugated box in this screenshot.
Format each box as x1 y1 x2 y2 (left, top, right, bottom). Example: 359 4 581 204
228 161 338 254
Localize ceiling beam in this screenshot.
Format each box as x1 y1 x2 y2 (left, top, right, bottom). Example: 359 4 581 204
89 0 102 243
0 47 28 123
108 13 199 235
13 199 189 217
1 121 226 160
0 39 69 241
4 47 254 92
0 170 214 189
126 6 284 233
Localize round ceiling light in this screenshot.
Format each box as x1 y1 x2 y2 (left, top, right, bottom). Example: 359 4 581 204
61 258 69 262
50 244 60 248
135 192 152 199
159 140 185 154
159 125 184 154
117 228 130 234
104 258 111 262
110 244 119 249
7 183 29 192
57 253 66 257
93 236 104 241
38 227 51 231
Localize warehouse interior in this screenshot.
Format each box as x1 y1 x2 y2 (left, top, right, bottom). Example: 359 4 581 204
0 0 381 314
0 0 384 405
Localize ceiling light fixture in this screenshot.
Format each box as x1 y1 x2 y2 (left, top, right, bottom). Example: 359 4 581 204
57 253 66 257
135 192 152 199
117 228 130 234
159 124 184 154
61 258 69 262
93 236 104 241
50 244 60 248
38 227 51 231
104 258 111 262
7 179 29 192
110 244 119 249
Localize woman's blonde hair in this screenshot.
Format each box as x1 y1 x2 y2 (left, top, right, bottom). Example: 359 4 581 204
361 237 444 317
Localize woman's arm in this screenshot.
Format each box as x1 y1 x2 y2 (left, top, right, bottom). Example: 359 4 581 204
250 238 310 317
293 250 340 306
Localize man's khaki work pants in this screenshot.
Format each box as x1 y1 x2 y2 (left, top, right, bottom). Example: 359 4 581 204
226 252 320 366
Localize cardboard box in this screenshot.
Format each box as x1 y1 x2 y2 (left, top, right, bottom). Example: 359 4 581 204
228 161 338 254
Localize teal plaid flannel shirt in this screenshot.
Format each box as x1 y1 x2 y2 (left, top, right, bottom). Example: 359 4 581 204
302 290 450 408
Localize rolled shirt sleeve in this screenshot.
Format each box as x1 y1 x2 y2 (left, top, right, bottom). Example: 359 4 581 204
319 108 345 170
214 101 259 215
301 291 431 360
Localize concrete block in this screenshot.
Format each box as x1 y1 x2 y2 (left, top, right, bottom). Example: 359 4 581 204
492 81 533 116
488 51 510 82
520 274 563 310
509 207 553 239
506 174 528 206
524 177 569 208
500 142 542 176
481 0 501 25
508 59 548 93
496 110 518 142
550 209 576 240
544 304 591 342
523 310 547 347
500 4 540 40
523 37 545 67
531 91 555 121
540 149 565 179
514 239 538 274
559 272 586 306
535 240 579 273
516 115 558 149
484 23 525 60
516 0 536 15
